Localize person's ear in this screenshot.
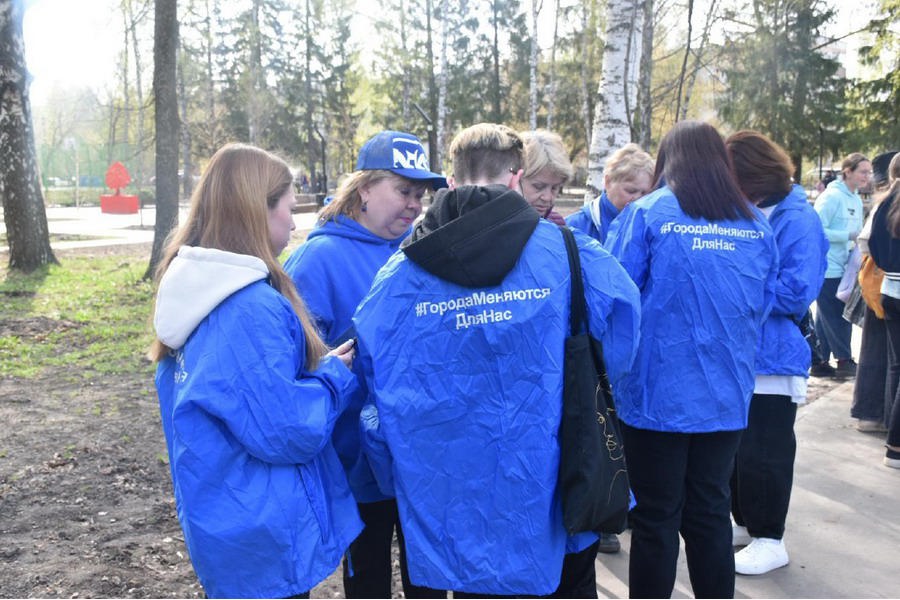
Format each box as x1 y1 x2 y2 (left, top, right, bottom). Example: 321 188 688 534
604 173 611 190
508 168 523 191
447 175 457 190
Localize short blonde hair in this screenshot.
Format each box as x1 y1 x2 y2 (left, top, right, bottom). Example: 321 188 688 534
605 143 655 185
521 129 574 183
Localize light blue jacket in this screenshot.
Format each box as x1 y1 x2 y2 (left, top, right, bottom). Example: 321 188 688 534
605 186 778 433
814 179 864 278
154 247 362 598
565 191 620 244
756 185 828 375
354 200 640 595
284 215 408 502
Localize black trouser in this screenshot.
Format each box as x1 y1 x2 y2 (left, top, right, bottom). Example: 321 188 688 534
851 307 889 422
342 499 445 599
882 295 900 447
622 424 742 599
453 540 599 599
731 394 797 540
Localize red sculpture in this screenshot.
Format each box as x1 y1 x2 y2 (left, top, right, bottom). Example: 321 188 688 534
100 162 139 214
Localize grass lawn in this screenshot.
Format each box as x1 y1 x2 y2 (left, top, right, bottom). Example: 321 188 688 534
0 246 156 380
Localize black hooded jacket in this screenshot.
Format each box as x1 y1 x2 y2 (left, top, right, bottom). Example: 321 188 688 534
402 184 540 288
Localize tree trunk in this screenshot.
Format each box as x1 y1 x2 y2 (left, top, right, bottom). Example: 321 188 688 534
528 0 539 130
636 0 653 149
546 0 560 131
679 0 718 121
586 0 642 198
0 0 57 272
491 0 501 122
579 1 593 164
146 0 180 280
674 0 694 121
425 0 439 173
436 0 448 169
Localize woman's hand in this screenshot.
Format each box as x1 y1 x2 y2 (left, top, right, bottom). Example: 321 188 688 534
327 338 356 369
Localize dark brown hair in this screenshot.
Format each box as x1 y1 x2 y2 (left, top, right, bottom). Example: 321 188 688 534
725 130 794 203
654 121 753 221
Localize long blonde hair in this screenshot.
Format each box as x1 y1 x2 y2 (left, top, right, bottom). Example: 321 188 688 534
148 143 328 369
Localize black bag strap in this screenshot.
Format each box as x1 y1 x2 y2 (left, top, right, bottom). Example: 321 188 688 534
559 225 587 336
559 226 613 392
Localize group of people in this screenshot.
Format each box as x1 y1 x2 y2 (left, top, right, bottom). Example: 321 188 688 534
148 119 894 599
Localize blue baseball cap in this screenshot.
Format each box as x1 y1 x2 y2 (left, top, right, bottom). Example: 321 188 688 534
356 131 448 189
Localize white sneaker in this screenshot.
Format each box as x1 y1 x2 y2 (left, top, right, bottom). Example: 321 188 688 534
735 537 789 575
732 524 751 546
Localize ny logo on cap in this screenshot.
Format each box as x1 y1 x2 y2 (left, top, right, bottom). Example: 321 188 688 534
393 138 430 171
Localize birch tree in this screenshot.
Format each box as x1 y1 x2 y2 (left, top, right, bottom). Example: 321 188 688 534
586 0 643 197
0 0 56 271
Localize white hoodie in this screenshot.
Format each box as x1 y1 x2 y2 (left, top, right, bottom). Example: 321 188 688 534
153 246 269 349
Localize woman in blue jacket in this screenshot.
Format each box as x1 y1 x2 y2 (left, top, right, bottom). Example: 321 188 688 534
566 143 654 243
812 153 871 378
283 131 447 599
725 131 828 576
149 144 362 598
605 121 778 599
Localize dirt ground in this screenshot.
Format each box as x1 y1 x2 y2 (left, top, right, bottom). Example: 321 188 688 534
0 243 844 599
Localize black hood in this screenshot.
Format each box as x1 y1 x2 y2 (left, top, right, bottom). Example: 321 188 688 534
402 184 540 288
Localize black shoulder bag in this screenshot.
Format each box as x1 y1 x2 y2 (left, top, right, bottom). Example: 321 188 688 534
557 225 630 535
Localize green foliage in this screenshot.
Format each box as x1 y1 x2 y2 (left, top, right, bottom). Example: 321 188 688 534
0 253 156 380
717 0 846 178
845 0 900 153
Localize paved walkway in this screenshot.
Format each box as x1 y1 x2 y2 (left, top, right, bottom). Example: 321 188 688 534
0 205 320 253
594 378 899 598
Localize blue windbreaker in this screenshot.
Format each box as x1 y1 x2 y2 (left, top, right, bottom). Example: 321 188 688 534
605 186 778 433
284 215 408 502
565 191 620 243
154 246 363 598
757 185 828 375
353 187 640 595
815 179 864 278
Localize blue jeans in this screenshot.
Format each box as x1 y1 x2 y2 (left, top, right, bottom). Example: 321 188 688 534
622 424 742 599
814 277 852 361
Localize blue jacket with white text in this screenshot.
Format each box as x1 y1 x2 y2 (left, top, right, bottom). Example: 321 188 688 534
605 186 778 433
354 185 640 595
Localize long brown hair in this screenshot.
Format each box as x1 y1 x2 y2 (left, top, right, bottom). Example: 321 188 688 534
883 153 900 238
654 121 753 221
725 130 794 203
148 143 328 368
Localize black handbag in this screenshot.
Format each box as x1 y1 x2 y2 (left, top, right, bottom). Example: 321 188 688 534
557 225 630 535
